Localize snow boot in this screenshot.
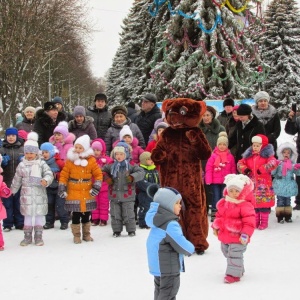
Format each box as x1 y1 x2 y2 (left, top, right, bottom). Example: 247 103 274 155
258 212 269 230
71 224 82 244
82 222 93 242
255 212 261 228
20 226 33 246
34 226 44 246
224 275 240 284
275 207 285 224
284 206 293 223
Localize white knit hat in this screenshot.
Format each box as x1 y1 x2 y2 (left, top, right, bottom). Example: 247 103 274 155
254 91 270 104
24 132 39 154
74 135 90 151
119 125 133 140
217 131 228 146
224 174 251 192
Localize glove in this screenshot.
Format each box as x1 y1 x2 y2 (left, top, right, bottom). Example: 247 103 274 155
244 168 251 175
58 184 67 198
105 177 114 185
294 164 300 170
257 169 261 174
90 184 101 197
213 229 218 236
239 233 249 245
1 154 10 167
126 175 133 183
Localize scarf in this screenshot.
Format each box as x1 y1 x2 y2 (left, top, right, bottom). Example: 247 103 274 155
282 159 292 176
214 148 228 168
111 159 129 178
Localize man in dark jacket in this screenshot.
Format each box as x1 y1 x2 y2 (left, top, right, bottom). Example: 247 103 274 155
217 98 236 138
52 96 73 121
86 93 112 139
136 93 162 145
127 101 139 123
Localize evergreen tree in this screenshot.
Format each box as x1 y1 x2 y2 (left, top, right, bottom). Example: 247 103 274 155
261 0 300 117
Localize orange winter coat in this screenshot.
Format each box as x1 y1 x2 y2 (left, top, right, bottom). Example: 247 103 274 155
59 156 103 212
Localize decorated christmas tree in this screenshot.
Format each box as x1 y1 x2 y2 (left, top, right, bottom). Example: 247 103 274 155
261 0 300 117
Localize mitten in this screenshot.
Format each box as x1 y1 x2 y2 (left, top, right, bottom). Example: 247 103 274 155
294 164 300 170
244 168 251 175
90 183 101 197
1 154 10 167
58 184 67 198
239 233 249 245
213 228 218 236
126 175 133 183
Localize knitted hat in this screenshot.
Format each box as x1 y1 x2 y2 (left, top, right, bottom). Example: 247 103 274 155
53 121 69 139
44 102 58 111
18 130 28 141
24 106 36 115
206 106 217 119
112 141 130 160
40 142 56 158
24 132 39 153
252 134 269 148
73 106 86 117
5 127 18 136
224 174 251 192
237 104 252 116
91 141 103 152
155 121 168 133
223 98 235 107
119 125 133 140
52 96 63 105
94 93 107 102
217 131 228 146
74 134 91 151
142 93 157 104
254 91 270 104
153 187 182 213
111 105 128 117
139 151 152 165
127 101 135 109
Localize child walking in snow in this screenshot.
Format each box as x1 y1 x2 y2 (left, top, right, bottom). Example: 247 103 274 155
272 142 300 223
58 135 103 244
91 138 113 226
102 141 145 237
212 174 256 284
0 154 12 250
205 132 236 222
10 132 54 246
145 185 195 298
238 134 278 230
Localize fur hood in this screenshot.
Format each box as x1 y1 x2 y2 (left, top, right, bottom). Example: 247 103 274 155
277 142 297 163
67 146 94 166
252 104 277 125
242 143 274 159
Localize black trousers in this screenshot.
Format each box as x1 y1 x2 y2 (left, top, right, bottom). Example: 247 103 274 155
72 212 91 224
154 274 180 300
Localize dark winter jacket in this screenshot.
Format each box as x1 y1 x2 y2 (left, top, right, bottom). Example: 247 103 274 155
86 105 112 139
68 116 97 140
229 115 266 162
252 105 281 152
217 111 236 139
16 116 35 133
61 110 74 122
145 202 194 276
285 117 300 162
0 140 24 187
127 107 139 123
136 105 161 145
33 109 66 146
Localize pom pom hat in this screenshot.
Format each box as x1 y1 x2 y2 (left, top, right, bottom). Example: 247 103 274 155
217 131 228 146
254 91 270 104
252 134 269 148
53 121 69 139
119 125 133 140
24 132 39 154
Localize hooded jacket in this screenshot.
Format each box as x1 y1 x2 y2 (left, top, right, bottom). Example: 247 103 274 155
68 116 97 141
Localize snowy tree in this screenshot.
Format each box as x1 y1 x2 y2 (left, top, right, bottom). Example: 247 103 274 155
261 0 300 117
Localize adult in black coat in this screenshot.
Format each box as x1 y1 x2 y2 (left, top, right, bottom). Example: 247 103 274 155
229 104 266 163
135 93 162 145
33 102 66 146
127 101 139 123
52 96 74 121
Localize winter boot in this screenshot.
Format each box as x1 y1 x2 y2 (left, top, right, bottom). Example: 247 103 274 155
34 226 44 246
275 207 285 224
284 206 293 223
71 224 82 244
82 222 94 242
258 212 269 230
255 212 261 228
224 275 240 284
211 208 217 222
20 226 33 246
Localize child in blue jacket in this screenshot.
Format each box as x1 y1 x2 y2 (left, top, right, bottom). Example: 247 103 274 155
145 185 194 300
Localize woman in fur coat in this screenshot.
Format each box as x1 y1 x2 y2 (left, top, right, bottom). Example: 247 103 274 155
58 135 103 244
238 134 278 230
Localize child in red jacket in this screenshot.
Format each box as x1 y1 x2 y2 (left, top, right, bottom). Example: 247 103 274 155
212 174 256 284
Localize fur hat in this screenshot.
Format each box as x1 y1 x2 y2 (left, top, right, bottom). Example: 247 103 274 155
40 142 56 158
18 130 28 141
24 106 36 115
52 96 63 105
91 140 103 152
252 134 269 148
44 102 58 111
223 98 235 107
94 93 107 102
73 106 86 117
142 93 157 104
237 104 252 116
111 105 128 117
206 106 217 119
54 121 69 139
254 91 270 104
217 131 228 146
155 122 168 133
24 132 39 154
5 127 18 137
224 174 251 192
119 125 133 140
139 151 152 165
112 141 131 160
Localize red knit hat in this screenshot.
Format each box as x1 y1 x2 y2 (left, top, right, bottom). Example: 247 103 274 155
252 134 268 148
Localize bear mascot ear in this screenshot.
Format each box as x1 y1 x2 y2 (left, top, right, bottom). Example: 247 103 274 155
147 184 160 199
162 99 173 113
197 100 207 119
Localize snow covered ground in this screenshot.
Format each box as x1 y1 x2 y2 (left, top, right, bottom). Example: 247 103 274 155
1 121 299 299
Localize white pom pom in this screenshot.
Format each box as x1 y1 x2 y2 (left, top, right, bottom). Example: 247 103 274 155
74 159 81 166
218 131 228 138
80 159 88 167
27 131 39 142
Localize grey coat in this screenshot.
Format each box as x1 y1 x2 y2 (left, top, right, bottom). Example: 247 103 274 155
10 158 53 216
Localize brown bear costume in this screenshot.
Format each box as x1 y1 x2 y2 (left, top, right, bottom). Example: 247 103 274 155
151 98 211 254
